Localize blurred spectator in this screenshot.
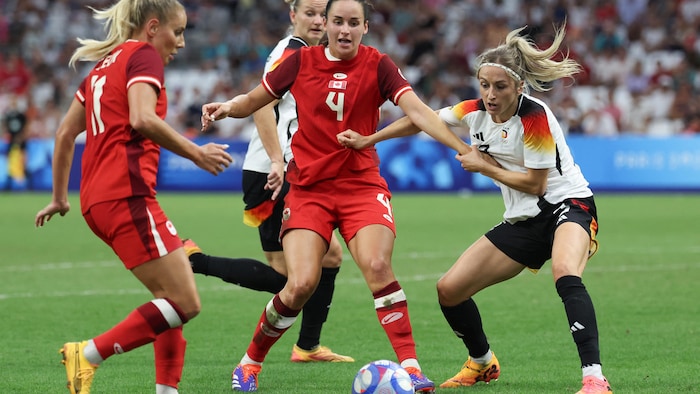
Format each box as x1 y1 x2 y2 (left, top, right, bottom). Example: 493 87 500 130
668 82 700 129
625 59 651 96
592 19 624 53
3 94 27 146
602 83 624 131
0 52 32 95
640 9 671 52
2 94 28 189
582 103 619 137
550 91 585 135
616 0 647 26
682 114 700 135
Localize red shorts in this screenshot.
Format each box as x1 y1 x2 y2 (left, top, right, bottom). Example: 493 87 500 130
281 172 396 244
83 196 182 269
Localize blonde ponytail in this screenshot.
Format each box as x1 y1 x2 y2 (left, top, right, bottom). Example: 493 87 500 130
476 23 581 92
69 0 183 68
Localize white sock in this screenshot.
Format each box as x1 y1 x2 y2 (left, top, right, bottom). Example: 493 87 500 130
241 353 262 366
155 384 178 394
83 339 104 365
471 349 493 365
582 364 604 380
400 358 420 370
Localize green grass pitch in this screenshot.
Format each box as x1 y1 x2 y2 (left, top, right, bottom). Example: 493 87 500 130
1 192 698 393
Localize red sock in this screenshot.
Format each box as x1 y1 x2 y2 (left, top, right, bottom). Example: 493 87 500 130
154 326 186 389
374 281 417 362
246 294 300 362
93 299 187 360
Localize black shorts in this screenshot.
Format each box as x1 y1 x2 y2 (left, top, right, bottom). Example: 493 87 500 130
242 170 290 252
485 196 599 270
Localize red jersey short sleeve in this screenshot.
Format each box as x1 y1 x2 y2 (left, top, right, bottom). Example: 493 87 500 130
77 41 166 213
263 45 412 186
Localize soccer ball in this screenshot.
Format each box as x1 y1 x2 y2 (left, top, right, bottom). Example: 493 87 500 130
351 360 414 394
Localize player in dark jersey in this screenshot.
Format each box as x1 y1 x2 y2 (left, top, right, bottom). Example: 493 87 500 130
338 24 613 394
200 0 470 392
34 1 232 393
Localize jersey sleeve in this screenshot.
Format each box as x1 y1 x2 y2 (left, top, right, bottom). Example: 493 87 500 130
262 49 301 99
377 54 412 104
439 99 479 127
126 44 165 92
75 78 87 105
520 103 556 169
265 38 305 74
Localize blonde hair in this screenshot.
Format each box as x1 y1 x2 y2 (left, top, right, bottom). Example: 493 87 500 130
475 24 581 92
69 0 184 68
285 0 298 10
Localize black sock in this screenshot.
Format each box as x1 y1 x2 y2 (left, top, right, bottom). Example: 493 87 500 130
189 253 286 293
556 275 601 367
296 267 339 350
440 298 490 357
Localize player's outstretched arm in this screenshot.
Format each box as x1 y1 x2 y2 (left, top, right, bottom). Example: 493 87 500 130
129 83 233 175
35 98 85 227
398 91 471 155
201 85 276 132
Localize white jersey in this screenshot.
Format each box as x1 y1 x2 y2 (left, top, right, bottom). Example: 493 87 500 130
440 94 592 223
242 35 307 173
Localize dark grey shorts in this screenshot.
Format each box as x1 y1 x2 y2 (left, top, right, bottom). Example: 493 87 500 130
485 196 598 270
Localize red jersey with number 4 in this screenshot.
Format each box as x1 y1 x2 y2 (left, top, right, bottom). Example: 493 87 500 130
262 44 412 186
75 40 166 213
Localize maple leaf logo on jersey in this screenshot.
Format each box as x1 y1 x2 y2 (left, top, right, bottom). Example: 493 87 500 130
328 80 347 90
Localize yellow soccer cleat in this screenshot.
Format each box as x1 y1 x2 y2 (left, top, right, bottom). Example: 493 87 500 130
60 341 98 394
439 353 500 388
290 344 355 362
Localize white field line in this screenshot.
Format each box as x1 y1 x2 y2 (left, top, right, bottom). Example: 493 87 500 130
1 253 698 301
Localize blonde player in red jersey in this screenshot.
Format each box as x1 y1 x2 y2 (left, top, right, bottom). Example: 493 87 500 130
338 24 613 394
34 1 232 393
200 0 471 392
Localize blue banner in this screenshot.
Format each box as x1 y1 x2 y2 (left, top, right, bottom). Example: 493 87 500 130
5 135 700 192
157 141 248 191
566 135 700 191
375 137 472 191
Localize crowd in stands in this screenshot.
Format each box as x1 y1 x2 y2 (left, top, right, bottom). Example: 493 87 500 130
2 0 700 143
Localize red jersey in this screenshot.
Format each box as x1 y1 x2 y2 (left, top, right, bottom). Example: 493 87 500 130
75 40 166 213
262 44 412 186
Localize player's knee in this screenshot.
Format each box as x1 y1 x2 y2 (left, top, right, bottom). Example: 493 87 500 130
361 255 393 283
285 277 318 302
185 301 201 320
174 296 201 321
551 261 584 282
436 277 461 306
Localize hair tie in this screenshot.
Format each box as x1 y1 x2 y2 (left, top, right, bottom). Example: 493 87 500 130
478 62 522 81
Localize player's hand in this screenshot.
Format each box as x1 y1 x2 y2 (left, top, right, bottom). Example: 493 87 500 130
337 129 371 150
35 200 70 227
201 101 232 132
195 143 233 175
456 149 492 173
265 161 284 200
